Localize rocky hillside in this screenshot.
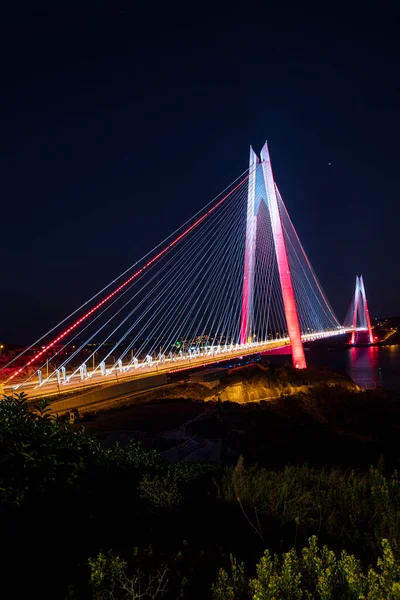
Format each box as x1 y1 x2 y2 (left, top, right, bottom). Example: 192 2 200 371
134 363 360 406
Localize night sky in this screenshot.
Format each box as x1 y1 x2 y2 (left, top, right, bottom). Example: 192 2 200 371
1 4 399 344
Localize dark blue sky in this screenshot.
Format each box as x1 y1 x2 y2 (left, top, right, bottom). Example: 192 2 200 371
1 4 399 343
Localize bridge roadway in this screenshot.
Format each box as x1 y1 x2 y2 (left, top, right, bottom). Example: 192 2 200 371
3 328 354 400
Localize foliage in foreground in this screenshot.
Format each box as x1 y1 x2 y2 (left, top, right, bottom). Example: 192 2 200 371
213 536 400 600
84 536 400 599
1 393 400 600
0 393 213 506
88 550 169 600
217 455 400 559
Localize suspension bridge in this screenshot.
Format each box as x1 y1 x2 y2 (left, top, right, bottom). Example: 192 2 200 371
0 141 373 399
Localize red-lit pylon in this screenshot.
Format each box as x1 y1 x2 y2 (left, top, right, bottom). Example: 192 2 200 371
359 275 374 344
260 142 306 369
350 276 360 345
240 141 306 369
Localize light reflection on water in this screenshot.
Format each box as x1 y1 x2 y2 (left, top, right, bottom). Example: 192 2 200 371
318 345 400 391
347 346 382 388
268 344 400 392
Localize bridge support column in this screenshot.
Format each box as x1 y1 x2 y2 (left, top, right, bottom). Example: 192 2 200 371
260 141 306 369
359 275 374 344
349 275 373 344
240 147 258 345
79 364 87 380
350 276 360 345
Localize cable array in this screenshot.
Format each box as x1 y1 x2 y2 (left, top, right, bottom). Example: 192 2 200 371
276 185 340 333
1 158 343 392
3 169 255 387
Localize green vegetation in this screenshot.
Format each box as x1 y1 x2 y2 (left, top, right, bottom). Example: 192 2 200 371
212 537 400 600
1 393 400 599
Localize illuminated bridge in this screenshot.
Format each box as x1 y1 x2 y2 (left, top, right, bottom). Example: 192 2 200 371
0 141 372 398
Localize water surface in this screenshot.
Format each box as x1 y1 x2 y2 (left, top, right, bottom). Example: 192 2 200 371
269 343 400 392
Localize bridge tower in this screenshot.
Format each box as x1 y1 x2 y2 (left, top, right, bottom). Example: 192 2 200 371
359 275 374 344
350 275 373 344
350 276 361 344
240 141 306 369
239 147 258 345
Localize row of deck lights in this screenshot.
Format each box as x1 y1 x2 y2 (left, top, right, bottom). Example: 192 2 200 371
33 328 351 388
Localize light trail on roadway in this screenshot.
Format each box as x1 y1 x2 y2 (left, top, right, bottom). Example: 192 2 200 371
0 329 359 400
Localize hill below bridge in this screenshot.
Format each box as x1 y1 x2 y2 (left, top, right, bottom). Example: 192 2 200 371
74 363 400 470
71 362 360 411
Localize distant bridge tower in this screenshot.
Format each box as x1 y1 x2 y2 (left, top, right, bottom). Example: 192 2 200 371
240 141 306 369
349 275 374 344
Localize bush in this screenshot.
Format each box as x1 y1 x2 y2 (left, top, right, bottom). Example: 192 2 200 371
217 457 400 557
88 550 168 599
213 537 400 600
138 471 182 509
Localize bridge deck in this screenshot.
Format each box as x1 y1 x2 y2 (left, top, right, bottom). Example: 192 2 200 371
1 329 359 400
